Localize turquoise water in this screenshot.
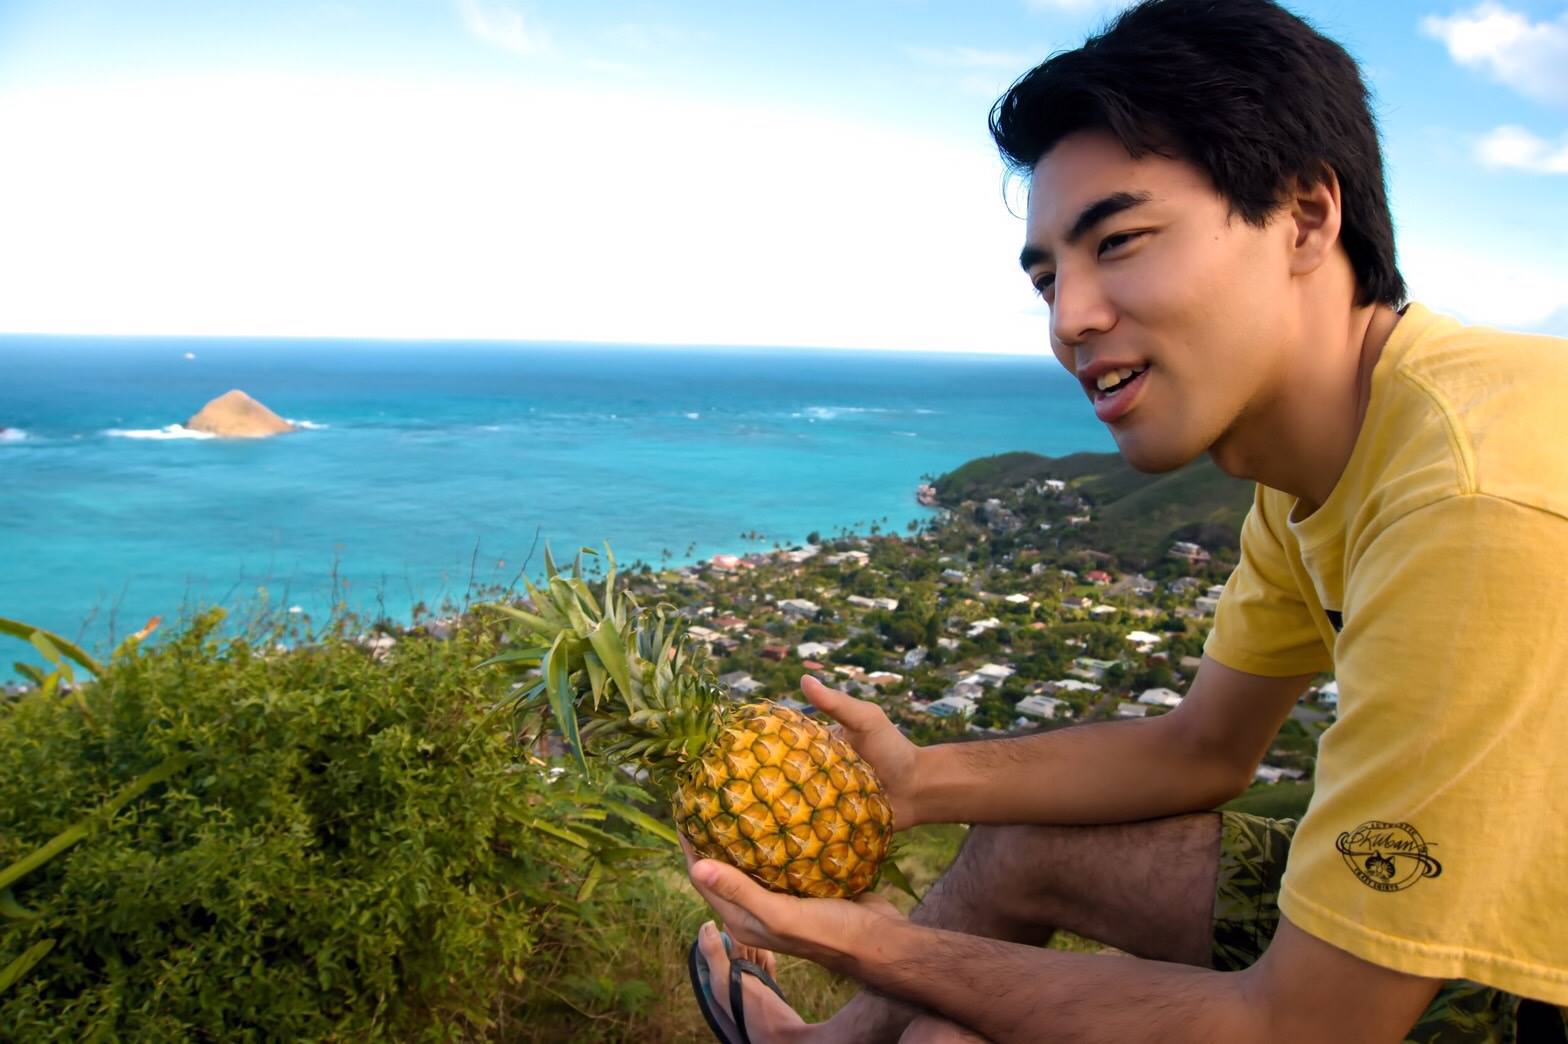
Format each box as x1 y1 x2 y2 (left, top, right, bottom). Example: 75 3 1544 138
0 335 1110 662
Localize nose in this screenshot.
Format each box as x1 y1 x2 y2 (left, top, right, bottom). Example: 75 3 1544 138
1049 268 1116 349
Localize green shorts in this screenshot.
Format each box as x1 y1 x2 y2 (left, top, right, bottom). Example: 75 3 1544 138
1214 812 1566 1044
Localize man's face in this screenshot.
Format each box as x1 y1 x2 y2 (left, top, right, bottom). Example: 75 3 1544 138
1022 130 1295 472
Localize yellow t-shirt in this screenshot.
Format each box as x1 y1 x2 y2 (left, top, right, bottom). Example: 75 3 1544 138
1204 302 1568 1006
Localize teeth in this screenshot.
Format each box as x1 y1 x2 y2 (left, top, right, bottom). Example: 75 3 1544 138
1094 365 1148 391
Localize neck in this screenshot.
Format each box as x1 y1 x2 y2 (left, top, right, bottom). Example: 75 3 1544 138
1209 300 1403 515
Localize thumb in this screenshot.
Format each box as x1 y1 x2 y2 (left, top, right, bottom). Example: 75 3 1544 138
693 858 765 907
800 673 878 730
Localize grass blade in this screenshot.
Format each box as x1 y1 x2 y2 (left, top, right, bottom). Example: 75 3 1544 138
878 858 920 903
601 799 679 847
0 617 103 676
0 754 189 893
0 938 55 997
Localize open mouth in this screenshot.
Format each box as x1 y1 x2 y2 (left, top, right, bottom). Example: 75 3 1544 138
1092 363 1150 401
1088 363 1151 423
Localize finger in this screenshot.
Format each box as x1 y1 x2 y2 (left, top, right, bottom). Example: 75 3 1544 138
689 858 782 928
800 674 881 730
679 835 700 869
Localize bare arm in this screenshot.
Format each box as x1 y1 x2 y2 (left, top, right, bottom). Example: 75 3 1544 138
910 656 1316 825
687 855 1443 1044
844 911 1439 1043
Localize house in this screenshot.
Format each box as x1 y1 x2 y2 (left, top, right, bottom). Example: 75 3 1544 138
1088 604 1119 616
946 680 986 702
1316 680 1340 709
1167 576 1203 595
1060 596 1092 611
1194 595 1222 615
759 644 790 662
845 595 896 611
776 598 820 619
966 617 1002 638
710 636 739 656
1003 593 1032 606
780 545 821 564
718 671 764 696
801 659 825 670
902 646 928 669
1254 764 1307 783
1125 630 1164 646
687 625 723 644
1046 678 1101 694
1115 702 1150 719
936 636 960 651
1167 541 1211 566
1137 687 1184 708
1085 569 1113 585
834 664 868 681
796 640 832 660
975 663 1016 684
710 553 742 572
865 670 904 688
712 614 747 632
1069 657 1120 681
927 695 977 719
1015 694 1068 720
824 550 870 568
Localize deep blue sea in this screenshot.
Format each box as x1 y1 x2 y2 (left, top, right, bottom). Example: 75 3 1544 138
0 335 1110 668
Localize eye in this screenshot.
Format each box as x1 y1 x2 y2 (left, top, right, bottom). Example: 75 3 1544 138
1098 231 1145 256
1032 272 1055 298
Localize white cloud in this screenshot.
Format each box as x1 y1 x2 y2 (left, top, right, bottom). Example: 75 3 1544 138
1401 232 1568 333
0 75 1042 353
456 0 548 59
1422 3 1568 106
1474 124 1568 173
1023 0 1125 13
905 46 1034 70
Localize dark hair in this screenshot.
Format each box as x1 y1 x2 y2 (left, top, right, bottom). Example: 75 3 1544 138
990 0 1404 307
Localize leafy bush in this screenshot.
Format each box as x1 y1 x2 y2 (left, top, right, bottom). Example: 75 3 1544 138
0 609 672 1041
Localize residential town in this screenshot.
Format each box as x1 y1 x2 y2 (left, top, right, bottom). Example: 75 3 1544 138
597 454 1333 796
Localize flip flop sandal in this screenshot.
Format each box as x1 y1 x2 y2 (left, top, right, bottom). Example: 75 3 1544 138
687 928 789 1044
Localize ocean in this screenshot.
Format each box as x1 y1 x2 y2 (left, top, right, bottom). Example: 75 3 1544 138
0 335 1111 666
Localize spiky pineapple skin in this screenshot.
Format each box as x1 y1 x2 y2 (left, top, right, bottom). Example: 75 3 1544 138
674 702 893 899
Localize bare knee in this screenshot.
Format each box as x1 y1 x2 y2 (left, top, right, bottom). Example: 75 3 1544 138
899 1013 991 1043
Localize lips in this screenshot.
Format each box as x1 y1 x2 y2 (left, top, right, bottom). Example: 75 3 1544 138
1090 363 1150 423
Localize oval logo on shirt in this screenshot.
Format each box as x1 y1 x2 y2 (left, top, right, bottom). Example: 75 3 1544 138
1335 821 1443 893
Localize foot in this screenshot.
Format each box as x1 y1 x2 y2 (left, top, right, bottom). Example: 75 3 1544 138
695 920 812 1043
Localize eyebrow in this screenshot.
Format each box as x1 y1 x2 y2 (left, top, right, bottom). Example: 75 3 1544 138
1018 190 1154 272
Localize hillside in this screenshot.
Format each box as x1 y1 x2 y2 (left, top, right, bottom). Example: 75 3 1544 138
932 450 1255 566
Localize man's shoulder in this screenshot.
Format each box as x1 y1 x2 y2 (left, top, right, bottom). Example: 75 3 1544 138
1370 305 1568 522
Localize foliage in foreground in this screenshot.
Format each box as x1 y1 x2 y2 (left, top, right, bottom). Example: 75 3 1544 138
0 609 682 1041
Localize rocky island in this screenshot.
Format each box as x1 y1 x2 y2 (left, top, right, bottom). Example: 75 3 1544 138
186 390 295 438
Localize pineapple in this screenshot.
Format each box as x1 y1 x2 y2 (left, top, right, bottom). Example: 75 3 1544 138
481 545 893 899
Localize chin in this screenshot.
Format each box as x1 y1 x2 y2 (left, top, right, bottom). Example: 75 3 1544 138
1111 428 1202 474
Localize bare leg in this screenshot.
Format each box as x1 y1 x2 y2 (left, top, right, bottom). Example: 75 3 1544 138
815 812 1222 1043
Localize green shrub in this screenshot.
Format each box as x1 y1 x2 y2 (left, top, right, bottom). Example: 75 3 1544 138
0 609 671 1041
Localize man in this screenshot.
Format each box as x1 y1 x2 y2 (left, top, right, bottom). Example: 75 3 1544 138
684 1 1568 1040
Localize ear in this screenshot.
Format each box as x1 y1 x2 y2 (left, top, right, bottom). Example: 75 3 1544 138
1285 167 1343 279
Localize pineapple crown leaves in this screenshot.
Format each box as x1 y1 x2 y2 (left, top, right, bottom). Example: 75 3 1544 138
477 542 729 781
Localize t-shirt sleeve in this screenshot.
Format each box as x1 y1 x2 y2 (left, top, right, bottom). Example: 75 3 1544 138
1278 493 1568 1004
1203 487 1333 677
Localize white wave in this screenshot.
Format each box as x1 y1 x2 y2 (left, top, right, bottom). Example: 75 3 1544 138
105 424 216 441
287 419 329 430
0 428 26 443
892 431 918 437
683 412 701 420
288 605 304 614
795 405 898 421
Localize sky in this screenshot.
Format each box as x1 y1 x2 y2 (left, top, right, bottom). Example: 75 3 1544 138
0 0 1564 353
